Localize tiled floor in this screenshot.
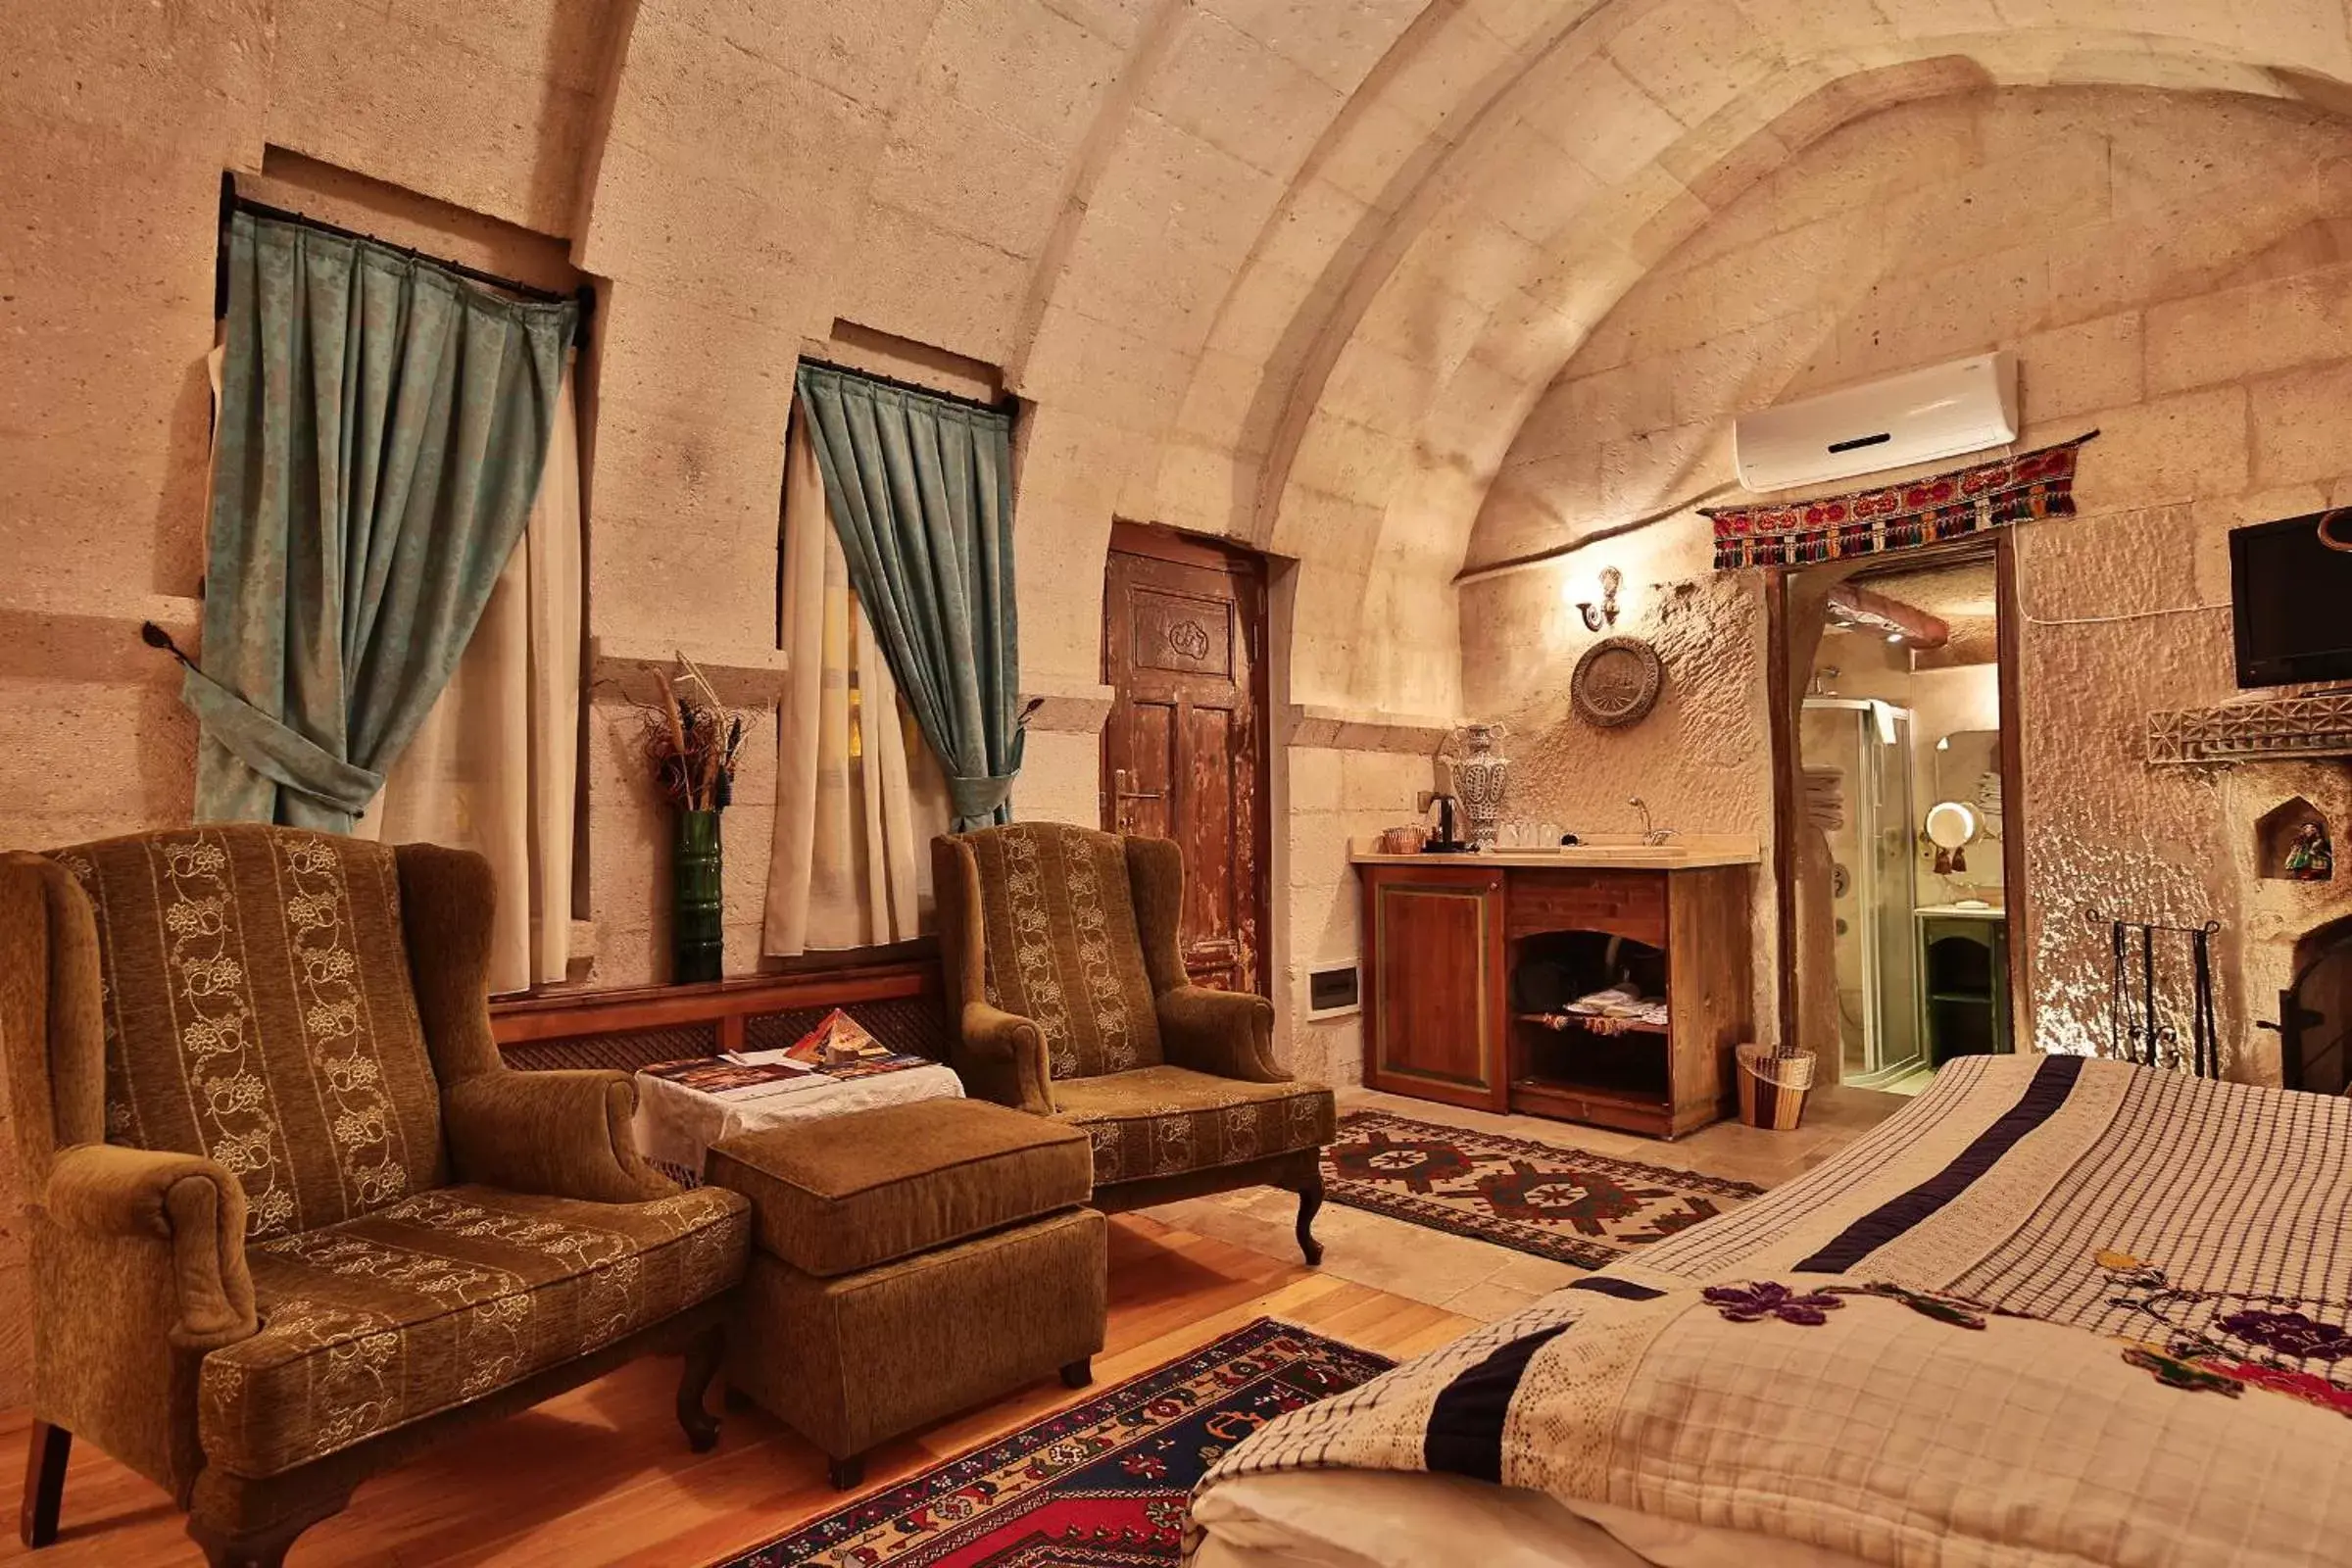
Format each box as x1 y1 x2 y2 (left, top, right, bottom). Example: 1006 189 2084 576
1143 1083 1906 1323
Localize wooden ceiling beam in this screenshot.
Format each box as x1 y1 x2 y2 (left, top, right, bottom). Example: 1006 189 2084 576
1825 581 1950 648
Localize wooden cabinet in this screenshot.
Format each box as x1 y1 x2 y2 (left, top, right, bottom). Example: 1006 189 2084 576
1361 863 1507 1109
1361 857 1754 1139
1919 912 2012 1062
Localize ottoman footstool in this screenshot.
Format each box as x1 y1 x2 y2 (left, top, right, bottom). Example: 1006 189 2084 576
707 1097 1106 1489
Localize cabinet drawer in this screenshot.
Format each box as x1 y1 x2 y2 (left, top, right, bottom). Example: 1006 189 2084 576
1505 869 1668 945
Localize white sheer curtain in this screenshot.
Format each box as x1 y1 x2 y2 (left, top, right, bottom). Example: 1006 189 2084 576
764 410 953 955
356 363 583 995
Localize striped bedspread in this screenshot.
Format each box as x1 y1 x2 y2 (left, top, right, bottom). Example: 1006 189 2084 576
1193 1056 2352 1566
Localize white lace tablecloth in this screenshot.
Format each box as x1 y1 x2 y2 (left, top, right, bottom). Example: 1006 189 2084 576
631 1062 966 1179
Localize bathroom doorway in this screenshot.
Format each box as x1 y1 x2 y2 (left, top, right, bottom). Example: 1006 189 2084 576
1771 539 2026 1091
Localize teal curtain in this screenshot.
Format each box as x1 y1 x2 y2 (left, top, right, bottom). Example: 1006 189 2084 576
794 365 1021 830
190 211 576 829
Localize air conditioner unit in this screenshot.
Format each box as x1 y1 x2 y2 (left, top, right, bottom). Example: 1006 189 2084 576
1733 352 2019 493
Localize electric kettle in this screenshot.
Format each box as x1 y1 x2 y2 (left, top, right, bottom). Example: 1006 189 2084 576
1420 792 1469 854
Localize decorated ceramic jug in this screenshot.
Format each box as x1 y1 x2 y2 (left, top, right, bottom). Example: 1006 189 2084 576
1452 722 1510 850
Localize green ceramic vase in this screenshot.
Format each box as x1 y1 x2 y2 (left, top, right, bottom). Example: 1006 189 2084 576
672 808 724 985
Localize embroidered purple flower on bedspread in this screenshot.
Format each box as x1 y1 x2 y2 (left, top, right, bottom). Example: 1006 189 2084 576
1703 1281 1844 1325
2098 1250 2352 1416
2215 1309 2352 1363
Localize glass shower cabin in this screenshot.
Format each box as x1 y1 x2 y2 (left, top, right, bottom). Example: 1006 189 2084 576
1802 698 1924 1086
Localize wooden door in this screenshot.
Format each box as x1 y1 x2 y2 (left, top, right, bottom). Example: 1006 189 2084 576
1362 864 1508 1110
1101 524 1269 994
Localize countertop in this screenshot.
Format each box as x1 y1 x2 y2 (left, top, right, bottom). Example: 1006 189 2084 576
1915 902 2006 919
1349 835 1761 871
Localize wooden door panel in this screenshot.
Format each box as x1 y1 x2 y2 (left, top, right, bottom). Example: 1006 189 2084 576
1181 701 1237 982
1378 890 1489 1082
1129 587 1234 679
1118 699 1176 842
1102 527 1268 998
1364 867 1506 1109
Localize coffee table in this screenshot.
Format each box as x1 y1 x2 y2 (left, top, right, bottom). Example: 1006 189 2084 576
632 1057 965 1179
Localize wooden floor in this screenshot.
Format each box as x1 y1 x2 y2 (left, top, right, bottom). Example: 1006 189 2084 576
1152 1083 1906 1325
0 1217 1473 1568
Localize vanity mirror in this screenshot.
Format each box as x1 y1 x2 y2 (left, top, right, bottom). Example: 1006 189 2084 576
1935 727 2002 830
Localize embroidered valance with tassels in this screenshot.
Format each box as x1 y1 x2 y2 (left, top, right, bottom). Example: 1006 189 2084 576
1704 432 2096 570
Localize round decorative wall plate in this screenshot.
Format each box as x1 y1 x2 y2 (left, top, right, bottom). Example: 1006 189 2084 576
1570 636 1664 728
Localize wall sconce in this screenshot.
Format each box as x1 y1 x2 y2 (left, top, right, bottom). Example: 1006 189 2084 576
1576 566 1624 632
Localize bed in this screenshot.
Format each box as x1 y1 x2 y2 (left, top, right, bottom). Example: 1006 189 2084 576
1188 1055 2352 1567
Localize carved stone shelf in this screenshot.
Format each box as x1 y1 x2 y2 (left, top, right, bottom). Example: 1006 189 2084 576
590 635 792 707
1287 704 1461 754
2146 689 2352 766
1018 677 1116 735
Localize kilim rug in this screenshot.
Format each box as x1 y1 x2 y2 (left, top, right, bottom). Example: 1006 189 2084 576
1322 1109 1764 1268
719 1319 1393 1566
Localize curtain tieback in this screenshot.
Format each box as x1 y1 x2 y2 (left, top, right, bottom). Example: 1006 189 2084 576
948 771 1018 829
178 667 384 817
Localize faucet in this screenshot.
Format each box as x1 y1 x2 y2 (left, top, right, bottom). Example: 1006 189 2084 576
1628 796 1676 846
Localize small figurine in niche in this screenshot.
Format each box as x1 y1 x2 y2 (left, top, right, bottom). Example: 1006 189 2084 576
2285 819 2334 882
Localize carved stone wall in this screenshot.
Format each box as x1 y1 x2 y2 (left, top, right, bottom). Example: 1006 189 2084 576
1463 87 2352 1080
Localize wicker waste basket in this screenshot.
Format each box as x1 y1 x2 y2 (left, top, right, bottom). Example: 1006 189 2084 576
1737 1044 1816 1131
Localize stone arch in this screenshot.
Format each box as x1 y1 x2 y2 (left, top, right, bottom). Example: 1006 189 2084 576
1227 6 2352 713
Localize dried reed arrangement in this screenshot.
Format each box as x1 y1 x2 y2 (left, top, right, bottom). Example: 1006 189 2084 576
631 656 759 811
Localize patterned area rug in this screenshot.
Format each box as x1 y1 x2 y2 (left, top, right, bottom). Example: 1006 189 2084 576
721 1319 1392 1566
1323 1109 1764 1268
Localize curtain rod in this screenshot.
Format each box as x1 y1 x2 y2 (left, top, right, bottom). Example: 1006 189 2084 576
798 357 1017 417
216 174 594 334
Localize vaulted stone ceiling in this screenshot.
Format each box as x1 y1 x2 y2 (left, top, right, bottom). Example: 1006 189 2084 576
16 0 2352 723
564 0 2352 715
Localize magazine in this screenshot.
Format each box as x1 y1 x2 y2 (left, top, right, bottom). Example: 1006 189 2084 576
815 1052 934 1081
640 1055 828 1101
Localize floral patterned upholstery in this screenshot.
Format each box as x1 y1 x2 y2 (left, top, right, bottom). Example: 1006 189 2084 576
5 826 750 1565
960 822 1162 1078
1048 1066 1334 1186
24 826 753 1487
50 828 451 1238
939 826 1336 1213
200 1184 747 1478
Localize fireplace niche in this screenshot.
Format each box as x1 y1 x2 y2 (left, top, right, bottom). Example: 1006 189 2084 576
2280 913 2352 1096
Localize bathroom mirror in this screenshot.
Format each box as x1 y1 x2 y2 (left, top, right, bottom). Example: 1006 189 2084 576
1935 728 2002 832
1924 800 1981 851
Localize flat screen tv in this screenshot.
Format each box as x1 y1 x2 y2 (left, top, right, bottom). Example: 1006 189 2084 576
2230 511 2352 688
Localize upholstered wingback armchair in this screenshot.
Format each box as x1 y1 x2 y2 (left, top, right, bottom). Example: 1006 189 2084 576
932 823 1334 1262
0 827 750 1568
